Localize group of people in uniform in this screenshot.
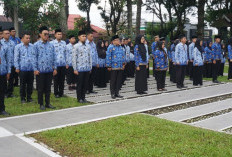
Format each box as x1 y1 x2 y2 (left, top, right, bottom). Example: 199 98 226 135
0 25 232 116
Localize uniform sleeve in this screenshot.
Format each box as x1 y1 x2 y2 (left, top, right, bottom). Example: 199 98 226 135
188 44 192 61
175 44 179 64
5 47 11 74
212 44 216 60
14 45 20 70
134 45 139 67
89 47 93 69
32 45 38 71
52 46 57 70
228 45 232 60
154 50 160 68
193 48 197 64
72 45 78 71
66 45 70 65
106 46 112 67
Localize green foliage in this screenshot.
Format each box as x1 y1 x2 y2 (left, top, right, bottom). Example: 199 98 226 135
67 29 79 39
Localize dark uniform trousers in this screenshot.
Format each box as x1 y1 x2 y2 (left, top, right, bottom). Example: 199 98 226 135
193 66 203 85
176 65 186 87
110 70 123 95
6 67 16 96
76 72 90 101
0 75 7 112
212 60 221 81
228 60 232 80
156 70 166 90
66 66 75 85
87 66 97 92
19 71 34 101
37 72 53 106
188 61 193 79
54 66 66 96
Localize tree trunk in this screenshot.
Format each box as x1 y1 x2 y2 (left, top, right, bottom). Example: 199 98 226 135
136 0 142 36
13 0 19 37
127 0 133 38
197 0 206 40
65 0 69 19
59 0 68 37
87 9 91 31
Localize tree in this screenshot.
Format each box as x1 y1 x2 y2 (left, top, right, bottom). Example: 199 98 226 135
197 0 207 39
127 0 133 38
59 0 68 36
98 0 126 35
76 0 99 31
135 0 143 36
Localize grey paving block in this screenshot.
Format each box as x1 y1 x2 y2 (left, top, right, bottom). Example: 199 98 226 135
158 99 232 122
192 112 232 131
0 136 49 157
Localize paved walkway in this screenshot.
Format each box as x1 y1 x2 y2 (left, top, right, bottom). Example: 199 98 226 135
1 77 232 157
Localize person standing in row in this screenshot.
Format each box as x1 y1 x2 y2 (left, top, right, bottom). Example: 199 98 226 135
0 41 11 115
170 39 179 83
10 27 21 87
66 35 76 91
204 41 213 78
1 29 16 98
106 35 125 99
86 32 98 94
212 35 222 83
96 40 107 88
50 29 67 98
193 39 204 86
72 30 92 103
153 41 168 91
14 33 35 104
175 35 188 89
33 26 57 110
188 35 197 80
134 35 148 95
219 44 226 76
152 35 159 78
228 38 232 80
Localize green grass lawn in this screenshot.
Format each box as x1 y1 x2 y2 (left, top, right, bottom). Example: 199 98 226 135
30 114 232 157
1 87 90 118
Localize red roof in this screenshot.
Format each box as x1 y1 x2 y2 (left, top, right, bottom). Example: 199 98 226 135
67 14 106 34
0 15 12 22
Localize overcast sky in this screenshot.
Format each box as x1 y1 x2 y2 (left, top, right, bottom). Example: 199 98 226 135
0 0 216 33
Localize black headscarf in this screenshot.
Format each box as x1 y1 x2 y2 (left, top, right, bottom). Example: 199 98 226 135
207 41 212 50
97 40 106 59
157 41 167 60
195 39 203 54
135 35 146 62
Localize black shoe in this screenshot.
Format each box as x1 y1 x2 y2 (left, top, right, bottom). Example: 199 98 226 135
7 94 16 98
177 86 182 89
78 99 84 103
115 94 123 98
182 86 188 88
21 99 26 104
59 94 64 97
111 94 116 99
40 105 46 110
0 111 10 116
27 98 33 103
141 91 148 94
162 89 167 91
55 95 60 98
45 104 56 109
89 91 97 94
68 86 73 91
213 80 220 83
83 99 90 103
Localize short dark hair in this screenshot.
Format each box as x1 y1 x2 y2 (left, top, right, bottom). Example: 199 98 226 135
22 33 30 38
55 28 62 34
9 27 15 32
68 35 75 39
0 26 2 32
39 26 48 33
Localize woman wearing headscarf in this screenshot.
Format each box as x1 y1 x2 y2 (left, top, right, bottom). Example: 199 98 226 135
204 41 213 78
193 39 204 86
153 41 168 91
228 38 232 80
96 40 107 88
134 35 148 95
219 44 226 76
